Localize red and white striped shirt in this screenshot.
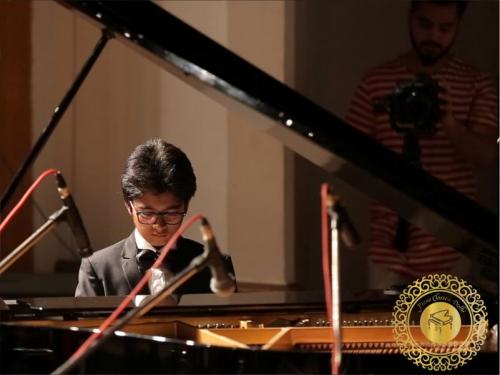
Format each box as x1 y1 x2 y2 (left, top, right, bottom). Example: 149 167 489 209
346 56 498 277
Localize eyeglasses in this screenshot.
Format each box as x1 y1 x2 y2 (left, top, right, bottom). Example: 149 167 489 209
129 202 186 225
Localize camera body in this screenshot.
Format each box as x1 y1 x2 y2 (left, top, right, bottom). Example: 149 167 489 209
374 73 441 137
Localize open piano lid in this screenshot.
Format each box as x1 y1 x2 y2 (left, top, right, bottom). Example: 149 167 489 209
59 1 497 278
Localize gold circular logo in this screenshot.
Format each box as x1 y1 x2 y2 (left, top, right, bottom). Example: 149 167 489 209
392 274 488 371
419 301 461 344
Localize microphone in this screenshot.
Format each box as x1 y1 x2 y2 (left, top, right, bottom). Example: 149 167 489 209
55 172 92 257
199 217 236 297
326 191 360 248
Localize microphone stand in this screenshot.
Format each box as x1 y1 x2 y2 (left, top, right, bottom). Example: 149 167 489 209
326 196 342 375
52 249 219 375
0 206 68 275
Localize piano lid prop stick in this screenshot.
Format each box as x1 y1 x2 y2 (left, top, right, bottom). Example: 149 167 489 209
0 29 112 211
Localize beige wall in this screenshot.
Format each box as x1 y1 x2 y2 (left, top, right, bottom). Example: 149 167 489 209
32 1 166 271
31 2 78 271
31 1 294 288
226 2 294 285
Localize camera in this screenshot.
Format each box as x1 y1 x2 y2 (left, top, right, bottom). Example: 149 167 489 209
374 73 441 137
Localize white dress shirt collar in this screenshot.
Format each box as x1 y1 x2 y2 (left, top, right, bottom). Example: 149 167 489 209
134 229 157 252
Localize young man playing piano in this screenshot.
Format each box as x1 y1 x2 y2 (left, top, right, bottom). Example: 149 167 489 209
346 0 498 288
75 139 236 296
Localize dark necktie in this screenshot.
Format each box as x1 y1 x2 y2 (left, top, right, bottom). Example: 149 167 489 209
136 249 158 274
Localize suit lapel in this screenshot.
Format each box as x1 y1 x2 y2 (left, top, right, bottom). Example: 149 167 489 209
121 232 142 292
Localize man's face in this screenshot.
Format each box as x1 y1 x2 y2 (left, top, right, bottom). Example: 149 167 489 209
127 191 187 247
409 3 461 66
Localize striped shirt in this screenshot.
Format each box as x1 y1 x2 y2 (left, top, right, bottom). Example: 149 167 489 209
346 56 498 277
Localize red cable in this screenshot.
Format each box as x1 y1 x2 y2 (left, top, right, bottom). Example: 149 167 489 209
67 213 204 363
0 168 60 234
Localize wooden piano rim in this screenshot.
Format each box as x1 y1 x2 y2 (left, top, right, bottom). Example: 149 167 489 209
8 317 488 353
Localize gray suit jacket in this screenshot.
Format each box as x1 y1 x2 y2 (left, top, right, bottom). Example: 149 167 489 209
75 232 235 296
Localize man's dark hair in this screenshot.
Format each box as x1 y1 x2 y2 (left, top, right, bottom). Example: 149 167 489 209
121 139 197 203
410 0 468 17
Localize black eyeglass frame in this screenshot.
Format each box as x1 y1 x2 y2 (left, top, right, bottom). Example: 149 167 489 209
129 201 186 225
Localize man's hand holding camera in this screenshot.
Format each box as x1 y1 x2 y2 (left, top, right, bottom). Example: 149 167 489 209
436 77 496 167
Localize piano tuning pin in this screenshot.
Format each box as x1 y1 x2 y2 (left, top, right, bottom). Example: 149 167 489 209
239 320 258 329
297 318 309 326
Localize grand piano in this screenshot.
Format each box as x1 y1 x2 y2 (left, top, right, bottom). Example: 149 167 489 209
0 1 498 374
